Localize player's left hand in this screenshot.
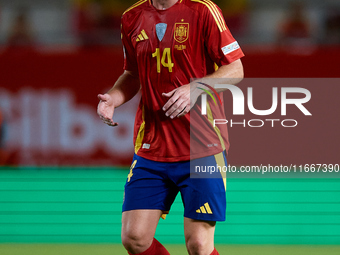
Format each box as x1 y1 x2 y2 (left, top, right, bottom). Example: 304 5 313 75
162 84 201 118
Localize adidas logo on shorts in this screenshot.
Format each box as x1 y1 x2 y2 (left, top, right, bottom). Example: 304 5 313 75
196 202 213 214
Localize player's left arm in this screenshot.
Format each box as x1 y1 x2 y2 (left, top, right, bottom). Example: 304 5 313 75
162 59 244 119
163 3 244 119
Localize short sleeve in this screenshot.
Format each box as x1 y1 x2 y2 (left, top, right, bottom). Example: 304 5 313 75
203 5 244 66
121 16 139 73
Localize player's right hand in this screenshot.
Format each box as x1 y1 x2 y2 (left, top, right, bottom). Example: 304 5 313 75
97 94 118 126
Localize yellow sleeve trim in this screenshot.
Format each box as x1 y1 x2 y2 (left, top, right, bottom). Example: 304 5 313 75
191 0 227 32
123 0 148 15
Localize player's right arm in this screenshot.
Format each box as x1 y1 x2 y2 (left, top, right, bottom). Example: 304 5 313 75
97 11 140 127
97 70 140 126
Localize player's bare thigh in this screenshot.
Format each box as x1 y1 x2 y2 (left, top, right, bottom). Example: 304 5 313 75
184 217 216 255
121 209 162 253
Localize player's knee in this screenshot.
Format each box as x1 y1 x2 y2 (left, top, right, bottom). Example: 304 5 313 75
185 236 208 255
121 229 152 253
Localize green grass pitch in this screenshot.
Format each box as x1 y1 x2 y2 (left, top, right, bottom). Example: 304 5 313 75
1 244 340 255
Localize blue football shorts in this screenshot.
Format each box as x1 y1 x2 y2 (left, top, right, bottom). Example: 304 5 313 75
122 151 227 221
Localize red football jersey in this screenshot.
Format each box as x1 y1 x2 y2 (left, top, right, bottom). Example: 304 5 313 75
121 0 244 162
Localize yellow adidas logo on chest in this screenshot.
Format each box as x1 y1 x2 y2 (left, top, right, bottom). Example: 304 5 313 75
136 29 149 42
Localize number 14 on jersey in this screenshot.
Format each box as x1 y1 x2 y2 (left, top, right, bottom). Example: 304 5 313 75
152 48 174 73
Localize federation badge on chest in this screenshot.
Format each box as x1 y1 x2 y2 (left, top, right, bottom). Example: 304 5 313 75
174 23 189 43
156 23 167 41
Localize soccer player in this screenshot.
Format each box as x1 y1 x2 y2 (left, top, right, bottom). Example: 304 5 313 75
97 0 244 254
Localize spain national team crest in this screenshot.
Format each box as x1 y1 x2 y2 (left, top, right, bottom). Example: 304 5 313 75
174 23 189 43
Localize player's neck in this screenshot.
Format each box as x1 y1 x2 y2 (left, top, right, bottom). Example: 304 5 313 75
152 0 179 10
